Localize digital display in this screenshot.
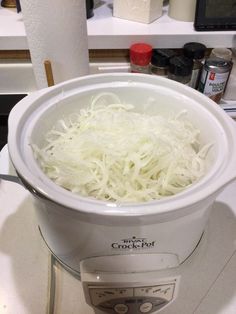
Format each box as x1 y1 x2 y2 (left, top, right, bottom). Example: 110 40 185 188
205 0 236 18
194 0 236 31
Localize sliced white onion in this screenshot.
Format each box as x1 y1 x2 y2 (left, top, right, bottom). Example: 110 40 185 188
33 93 211 203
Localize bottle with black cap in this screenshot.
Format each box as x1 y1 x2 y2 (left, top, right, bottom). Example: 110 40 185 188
168 56 193 85
183 42 206 89
150 49 176 77
86 0 94 19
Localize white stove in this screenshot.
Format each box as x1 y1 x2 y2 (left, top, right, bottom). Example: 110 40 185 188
1 144 236 314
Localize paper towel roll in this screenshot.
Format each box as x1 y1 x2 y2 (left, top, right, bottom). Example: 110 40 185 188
20 0 90 89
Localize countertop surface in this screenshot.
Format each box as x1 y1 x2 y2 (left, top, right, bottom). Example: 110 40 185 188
0 0 236 50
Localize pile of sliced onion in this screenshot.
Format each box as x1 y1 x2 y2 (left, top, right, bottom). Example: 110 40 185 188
33 93 211 203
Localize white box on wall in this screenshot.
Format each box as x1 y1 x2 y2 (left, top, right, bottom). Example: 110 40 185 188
113 0 163 24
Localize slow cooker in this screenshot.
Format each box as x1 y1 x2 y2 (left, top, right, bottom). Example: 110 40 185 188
7 73 236 313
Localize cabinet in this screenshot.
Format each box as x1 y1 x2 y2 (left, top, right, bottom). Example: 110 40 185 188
0 1 236 50
0 0 235 117
87 0 236 49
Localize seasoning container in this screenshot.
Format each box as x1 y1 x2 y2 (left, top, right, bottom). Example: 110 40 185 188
223 49 236 101
150 49 176 77
1 0 16 7
129 43 153 74
209 48 233 96
168 56 193 85
210 48 232 61
86 0 94 19
198 57 233 104
168 0 196 22
183 42 207 89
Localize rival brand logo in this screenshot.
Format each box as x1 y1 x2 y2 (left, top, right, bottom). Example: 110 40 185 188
111 236 156 250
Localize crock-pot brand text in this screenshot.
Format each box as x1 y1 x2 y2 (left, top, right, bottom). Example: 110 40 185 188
111 236 156 250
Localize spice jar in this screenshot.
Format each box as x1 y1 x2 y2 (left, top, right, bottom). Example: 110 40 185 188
198 57 233 104
223 49 236 101
210 48 232 61
183 42 206 89
1 0 16 8
86 0 94 19
168 56 193 85
209 48 233 96
129 43 153 74
168 0 196 22
150 49 176 77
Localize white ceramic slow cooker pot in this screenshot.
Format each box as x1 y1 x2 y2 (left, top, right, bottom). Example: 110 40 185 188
7 73 236 275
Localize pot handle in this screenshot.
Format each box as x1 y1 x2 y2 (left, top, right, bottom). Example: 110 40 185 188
0 174 22 185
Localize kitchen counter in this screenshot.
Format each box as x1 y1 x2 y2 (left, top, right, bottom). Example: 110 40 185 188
0 0 236 50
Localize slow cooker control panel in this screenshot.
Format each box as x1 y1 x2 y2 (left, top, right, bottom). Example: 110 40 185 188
88 281 177 313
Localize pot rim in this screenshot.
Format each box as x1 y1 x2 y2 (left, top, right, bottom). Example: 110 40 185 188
7 73 236 218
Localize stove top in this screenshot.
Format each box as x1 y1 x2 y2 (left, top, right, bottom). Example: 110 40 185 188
1 146 236 314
